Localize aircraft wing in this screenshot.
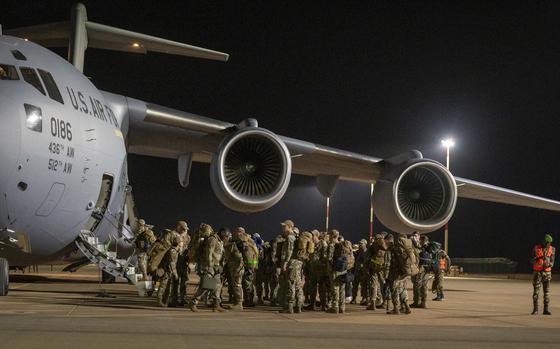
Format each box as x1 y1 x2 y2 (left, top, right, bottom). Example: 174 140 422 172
103 92 560 214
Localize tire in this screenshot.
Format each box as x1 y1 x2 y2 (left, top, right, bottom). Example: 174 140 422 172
0 258 8 296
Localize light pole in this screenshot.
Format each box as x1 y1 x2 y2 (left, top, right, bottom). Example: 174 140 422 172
441 138 455 253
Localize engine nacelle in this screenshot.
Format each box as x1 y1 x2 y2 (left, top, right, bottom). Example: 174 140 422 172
374 159 457 233
210 127 292 213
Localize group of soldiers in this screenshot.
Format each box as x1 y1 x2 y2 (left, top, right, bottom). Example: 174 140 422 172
133 218 453 315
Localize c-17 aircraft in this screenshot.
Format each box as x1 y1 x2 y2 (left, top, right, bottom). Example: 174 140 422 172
0 3 559 296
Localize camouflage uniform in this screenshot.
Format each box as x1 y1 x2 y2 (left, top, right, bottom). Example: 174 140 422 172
352 239 369 304
366 235 386 310
270 234 285 306
410 234 423 306
223 237 244 307
327 231 346 314
190 225 226 312
256 242 272 304
235 229 259 307
285 231 314 313
414 237 431 308
175 222 191 305
156 230 181 307
531 239 555 315
279 231 296 310
134 220 156 280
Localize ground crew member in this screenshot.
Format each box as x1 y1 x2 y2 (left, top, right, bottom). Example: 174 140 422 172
189 224 227 313
432 248 450 301
134 219 156 280
531 234 555 315
222 227 244 310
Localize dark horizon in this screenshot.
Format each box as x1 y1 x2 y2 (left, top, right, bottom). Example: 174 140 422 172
5 1 560 272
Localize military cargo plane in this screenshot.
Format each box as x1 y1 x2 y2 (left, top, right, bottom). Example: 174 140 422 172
0 3 559 296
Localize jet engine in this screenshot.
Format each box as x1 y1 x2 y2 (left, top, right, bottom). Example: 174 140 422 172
374 159 457 233
210 127 292 213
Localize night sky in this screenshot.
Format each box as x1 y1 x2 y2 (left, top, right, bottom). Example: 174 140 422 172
4 1 560 271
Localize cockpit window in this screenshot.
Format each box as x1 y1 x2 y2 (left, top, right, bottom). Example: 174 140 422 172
38 69 64 104
20 67 46 96
0 64 19 80
11 50 27 61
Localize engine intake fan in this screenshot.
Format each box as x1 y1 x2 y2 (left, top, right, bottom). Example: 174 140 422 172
210 127 292 212
374 159 457 233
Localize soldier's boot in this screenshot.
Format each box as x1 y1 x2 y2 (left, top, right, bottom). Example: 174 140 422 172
543 303 551 315
531 301 538 315
213 304 228 313
404 303 412 315
230 303 243 311
340 305 345 314
190 304 199 312
418 300 427 309
366 303 376 311
282 303 294 314
439 292 445 301
410 302 419 308
294 305 302 314
326 307 339 314
387 307 400 315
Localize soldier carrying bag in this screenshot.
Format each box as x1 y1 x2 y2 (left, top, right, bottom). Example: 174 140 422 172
201 273 218 291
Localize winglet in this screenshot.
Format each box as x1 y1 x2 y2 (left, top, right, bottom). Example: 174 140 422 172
6 3 229 72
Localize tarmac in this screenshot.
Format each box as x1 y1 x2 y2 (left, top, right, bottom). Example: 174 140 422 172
0 266 559 349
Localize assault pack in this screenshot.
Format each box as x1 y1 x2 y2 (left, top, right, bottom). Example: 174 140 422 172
393 236 419 277
296 231 315 261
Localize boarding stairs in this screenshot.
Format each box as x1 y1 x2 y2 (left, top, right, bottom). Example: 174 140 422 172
75 230 136 282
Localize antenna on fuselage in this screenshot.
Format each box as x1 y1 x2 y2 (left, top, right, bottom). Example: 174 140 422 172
5 3 229 73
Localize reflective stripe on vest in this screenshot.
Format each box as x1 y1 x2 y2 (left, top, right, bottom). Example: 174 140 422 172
245 260 258 265
533 245 553 272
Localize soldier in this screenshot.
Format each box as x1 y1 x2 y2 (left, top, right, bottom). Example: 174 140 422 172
222 227 244 310
255 239 272 305
432 248 451 301
189 224 227 312
156 230 181 307
352 239 368 305
531 234 555 315
285 231 314 313
278 220 296 310
386 233 411 315
174 221 191 306
270 225 287 306
304 230 321 310
366 234 387 310
327 230 347 314
234 227 259 307
412 235 431 309
134 219 156 280
410 232 423 307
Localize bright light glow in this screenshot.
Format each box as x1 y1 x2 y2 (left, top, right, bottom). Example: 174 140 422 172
24 38 29 41
441 138 455 148
132 43 140 48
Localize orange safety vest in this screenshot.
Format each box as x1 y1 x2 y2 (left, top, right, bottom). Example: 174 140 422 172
439 258 447 271
533 245 553 272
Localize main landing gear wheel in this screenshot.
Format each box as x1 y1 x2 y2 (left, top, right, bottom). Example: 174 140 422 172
0 258 9 296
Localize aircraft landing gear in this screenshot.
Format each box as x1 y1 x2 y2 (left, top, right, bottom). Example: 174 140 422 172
0 258 8 296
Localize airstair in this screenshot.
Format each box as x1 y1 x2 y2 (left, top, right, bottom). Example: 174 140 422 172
74 230 136 282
